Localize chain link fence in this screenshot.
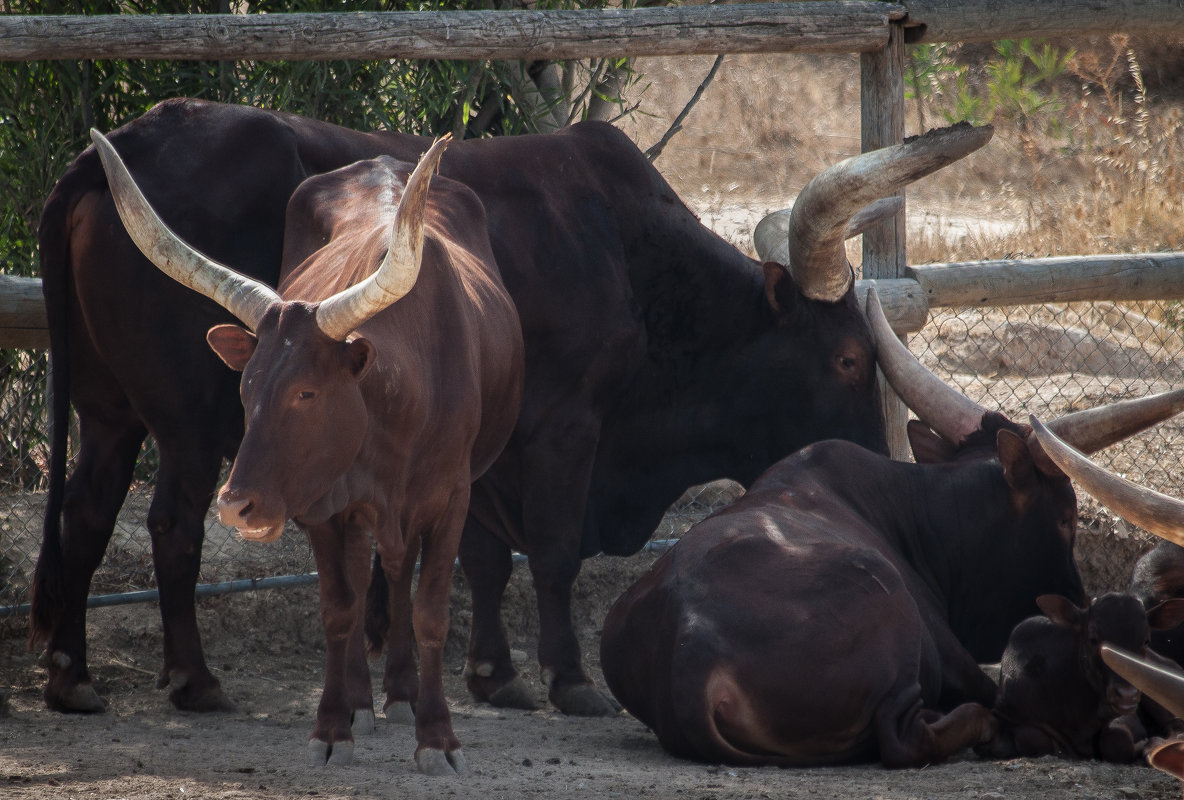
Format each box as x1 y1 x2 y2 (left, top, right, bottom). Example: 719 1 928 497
2 298 1182 617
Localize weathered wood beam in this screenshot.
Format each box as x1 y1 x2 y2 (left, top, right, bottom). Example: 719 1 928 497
901 0 1184 44
7 254 1184 348
0 3 906 62
0 276 48 350
909 252 1184 308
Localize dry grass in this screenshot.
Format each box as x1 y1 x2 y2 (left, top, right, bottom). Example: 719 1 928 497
619 39 1184 266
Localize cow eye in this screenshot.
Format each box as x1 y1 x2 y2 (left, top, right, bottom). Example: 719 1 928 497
297 390 317 402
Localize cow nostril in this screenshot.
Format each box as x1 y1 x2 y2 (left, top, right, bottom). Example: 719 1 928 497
217 493 254 526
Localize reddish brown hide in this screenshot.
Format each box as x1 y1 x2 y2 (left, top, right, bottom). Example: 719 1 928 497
32 99 979 723
223 157 521 773
94 137 523 774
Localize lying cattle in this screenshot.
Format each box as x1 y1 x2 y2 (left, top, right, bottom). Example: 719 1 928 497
598 289 1184 767
91 131 523 773
1034 419 1184 773
988 592 1184 761
30 97 983 717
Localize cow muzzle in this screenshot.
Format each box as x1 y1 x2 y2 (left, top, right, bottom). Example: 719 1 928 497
1106 681 1141 716
217 489 284 543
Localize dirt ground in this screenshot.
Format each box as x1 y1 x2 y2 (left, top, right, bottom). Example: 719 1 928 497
3 545 1182 800
4 47 1184 800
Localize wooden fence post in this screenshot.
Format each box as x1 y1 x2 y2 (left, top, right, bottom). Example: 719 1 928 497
860 19 912 460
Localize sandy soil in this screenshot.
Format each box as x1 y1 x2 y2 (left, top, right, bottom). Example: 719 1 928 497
2 552 1181 800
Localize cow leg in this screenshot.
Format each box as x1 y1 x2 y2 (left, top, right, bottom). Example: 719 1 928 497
306 518 372 767
874 684 994 768
378 539 419 724
517 424 620 717
1098 714 1145 763
458 518 538 709
404 488 468 776
35 415 145 713
147 445 233 712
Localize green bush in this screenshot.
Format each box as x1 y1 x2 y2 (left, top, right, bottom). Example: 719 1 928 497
0 0 643 490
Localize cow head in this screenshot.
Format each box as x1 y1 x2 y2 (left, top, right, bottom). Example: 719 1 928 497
867 289 1184 659
90 128 448 541
744 123 995 466
1039 593 1184 717
207 305 377 540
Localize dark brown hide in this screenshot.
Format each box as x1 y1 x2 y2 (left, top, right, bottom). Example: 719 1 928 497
990 593 1184 762
34 99 889 719
600 417 1089 768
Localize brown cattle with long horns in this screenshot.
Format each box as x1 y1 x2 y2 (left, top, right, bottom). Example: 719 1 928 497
599 289 1184 767
31 99 985 719
90 130 523 774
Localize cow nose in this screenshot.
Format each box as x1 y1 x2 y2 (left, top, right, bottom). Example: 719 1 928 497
1108 683 1141 714
217 490 254 528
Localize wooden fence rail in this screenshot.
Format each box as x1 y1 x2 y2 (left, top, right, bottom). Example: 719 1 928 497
8 252 1184 348
0 3 903 61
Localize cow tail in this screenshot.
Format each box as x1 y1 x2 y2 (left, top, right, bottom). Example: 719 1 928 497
29 181 74 652
675 666 780 767
363 551 389 656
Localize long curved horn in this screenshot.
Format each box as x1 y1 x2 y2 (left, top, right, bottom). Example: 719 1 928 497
315 136 449 341
866 287 987 446
1101 644 1184 718
1045 388 1184 454
754 197 904 265
1030 415 1184 546
788 123 993 302
90 129 280 330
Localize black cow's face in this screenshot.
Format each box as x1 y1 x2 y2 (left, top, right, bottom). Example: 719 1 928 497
207 303 374 541
730 271 886 483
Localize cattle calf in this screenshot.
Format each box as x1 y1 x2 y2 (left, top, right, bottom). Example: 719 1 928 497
91 131 524 774
988 593 1184 761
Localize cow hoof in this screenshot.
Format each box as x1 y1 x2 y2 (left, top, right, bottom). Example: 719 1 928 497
552 684 621 717
351 708 376 735
170 685 235 713
487 676 541 711
48 682 106 713
308 737 354 767
416 747 467 776
384 701 415 724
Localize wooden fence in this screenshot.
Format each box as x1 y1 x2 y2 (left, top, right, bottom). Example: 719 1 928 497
3 0 1184 451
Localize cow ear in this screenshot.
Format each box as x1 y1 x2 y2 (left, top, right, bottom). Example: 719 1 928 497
1147 598 1184 631
1037 594 1085 628
345 337 376 381
762 262 801 320
207 324 257 372
997 428 1038 492
907 420 956 463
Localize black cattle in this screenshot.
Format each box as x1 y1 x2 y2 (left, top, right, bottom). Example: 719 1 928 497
32 98 986 717
989 593 1184 762
598 289 1184 766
